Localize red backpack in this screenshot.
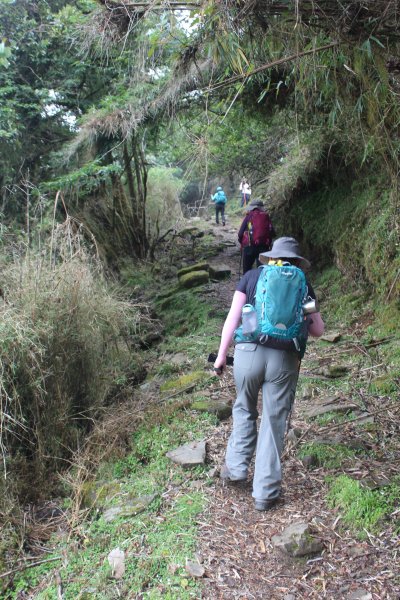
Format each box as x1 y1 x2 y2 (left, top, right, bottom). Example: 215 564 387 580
242 210 273 247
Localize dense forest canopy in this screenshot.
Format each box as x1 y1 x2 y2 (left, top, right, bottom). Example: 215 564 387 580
2 1 399 240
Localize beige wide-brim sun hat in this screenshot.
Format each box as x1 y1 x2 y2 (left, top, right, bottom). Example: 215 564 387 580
259 237 311 270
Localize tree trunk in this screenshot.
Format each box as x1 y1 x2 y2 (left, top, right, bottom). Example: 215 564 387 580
122 139 148 258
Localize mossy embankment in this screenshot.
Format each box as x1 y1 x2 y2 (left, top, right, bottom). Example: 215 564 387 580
280 172 399 305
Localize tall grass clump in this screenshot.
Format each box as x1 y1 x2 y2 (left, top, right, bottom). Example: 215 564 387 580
0 221 144 505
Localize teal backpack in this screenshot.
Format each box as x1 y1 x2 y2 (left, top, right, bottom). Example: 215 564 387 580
215 190 227 203
234 263 309 355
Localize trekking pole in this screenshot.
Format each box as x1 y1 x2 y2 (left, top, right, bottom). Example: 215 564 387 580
285 359 301 436
238 247 243 279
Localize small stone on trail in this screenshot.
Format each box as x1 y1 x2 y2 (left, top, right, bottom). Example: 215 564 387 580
321 332 342 343
286 428 301 444
166 440 206 467
317 364 350 378
347 589 372 600
185 560 205 578
302 399 358 419
167 352 188 366
301 455 318 469
271 522 324 557
190 399 232 420
190 480 203 489
107 547 125 579
208 264 231 280
103 494 157 522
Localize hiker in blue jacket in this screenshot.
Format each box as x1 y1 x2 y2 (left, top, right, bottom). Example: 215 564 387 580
213 237 325 511
211 186 227 225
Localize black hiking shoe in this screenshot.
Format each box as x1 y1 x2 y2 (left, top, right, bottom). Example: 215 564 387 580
220 464 247 482
254 497 279 511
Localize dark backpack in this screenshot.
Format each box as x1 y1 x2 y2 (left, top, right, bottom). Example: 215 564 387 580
242 210 272 247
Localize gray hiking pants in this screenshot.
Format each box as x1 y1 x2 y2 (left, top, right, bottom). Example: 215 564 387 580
225 343 299 501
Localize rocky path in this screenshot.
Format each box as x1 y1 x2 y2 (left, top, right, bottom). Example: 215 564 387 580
195 222 399 600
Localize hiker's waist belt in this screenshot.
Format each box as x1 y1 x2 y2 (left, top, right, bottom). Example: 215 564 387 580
257 335 298 353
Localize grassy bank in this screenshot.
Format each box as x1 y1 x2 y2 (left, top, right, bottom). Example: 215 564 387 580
7 409 218 599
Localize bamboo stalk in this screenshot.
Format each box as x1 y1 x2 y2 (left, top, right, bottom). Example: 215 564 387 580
205 42 339 92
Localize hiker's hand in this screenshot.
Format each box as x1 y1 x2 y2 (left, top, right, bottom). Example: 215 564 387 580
213 357 226 376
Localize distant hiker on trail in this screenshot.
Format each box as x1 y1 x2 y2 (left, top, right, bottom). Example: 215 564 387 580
213 237 325 511
211 186 227 226
238 199 275 274
239 178 251 207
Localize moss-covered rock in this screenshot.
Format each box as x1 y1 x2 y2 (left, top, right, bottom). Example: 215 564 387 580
317 364 350 378
179 270 209 288
103 494 157 522
177 262 209 277
179 227 204 238
81 481 124 509
190 400 232 420
272 522 324 557
199 242 227 258
160 370 208 393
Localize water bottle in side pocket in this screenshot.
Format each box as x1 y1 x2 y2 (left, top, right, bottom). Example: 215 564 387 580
241 304 258 335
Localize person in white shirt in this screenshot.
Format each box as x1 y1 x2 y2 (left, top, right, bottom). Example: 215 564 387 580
239 178 252 207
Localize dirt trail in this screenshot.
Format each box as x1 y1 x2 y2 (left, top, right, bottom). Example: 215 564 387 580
196 222 399 600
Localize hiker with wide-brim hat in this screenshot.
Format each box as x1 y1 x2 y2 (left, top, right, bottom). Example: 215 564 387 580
238 199 275 274
213 237 325 511
259 236 311 270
